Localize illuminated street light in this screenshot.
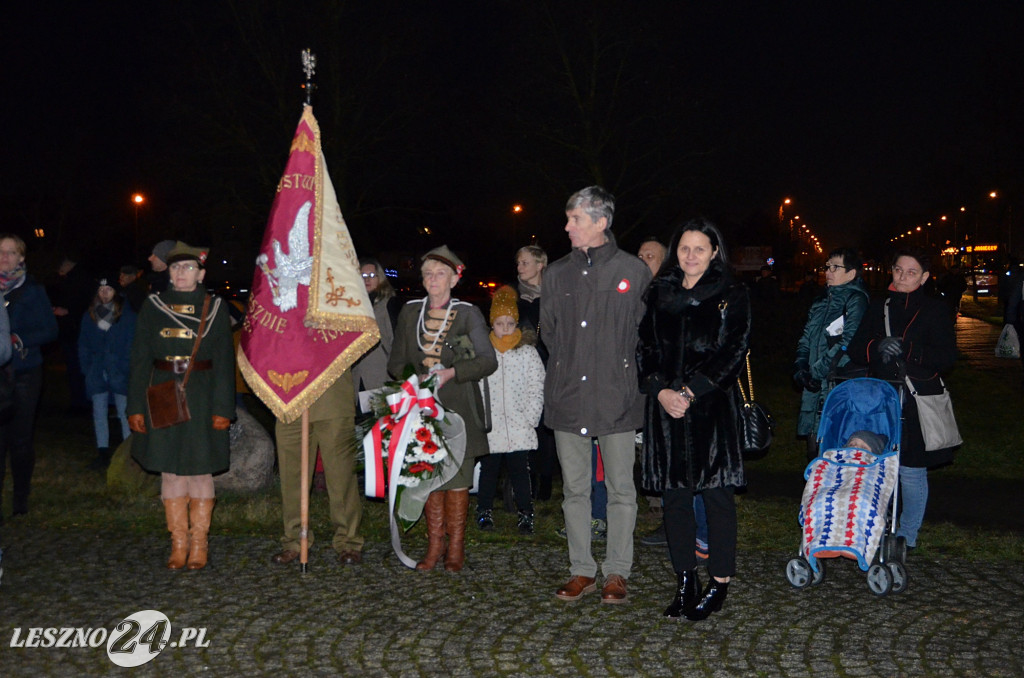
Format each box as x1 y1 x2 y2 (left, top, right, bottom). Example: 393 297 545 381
132 192 146 259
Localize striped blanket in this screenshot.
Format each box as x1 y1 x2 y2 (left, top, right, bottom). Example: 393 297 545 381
799 448 899 571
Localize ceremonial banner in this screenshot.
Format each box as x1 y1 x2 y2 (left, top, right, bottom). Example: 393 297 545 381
239 105 379 423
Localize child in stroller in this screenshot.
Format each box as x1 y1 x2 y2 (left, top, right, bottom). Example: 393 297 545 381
787 376 910 596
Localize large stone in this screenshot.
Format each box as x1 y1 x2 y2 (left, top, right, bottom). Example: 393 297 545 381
214 408 275 494
106 409 275 496
107 437 160 496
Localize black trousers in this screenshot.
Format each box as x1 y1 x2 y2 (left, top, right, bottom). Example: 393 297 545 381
476 450 533 513
0 367 44 512
663 485 737 579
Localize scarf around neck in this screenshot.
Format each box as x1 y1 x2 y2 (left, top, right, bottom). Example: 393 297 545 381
94 302 116 331
518 277 541 303
489 328 522 353
0 263 27 295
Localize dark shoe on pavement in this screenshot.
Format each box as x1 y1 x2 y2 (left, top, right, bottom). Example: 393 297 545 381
517 510 535 535
640 523 668 547
271 549 300 565
476 509 494 531
601 574 628 604
685 578 729 621
663 569 701 619
338 550 362 565
555 575 597 601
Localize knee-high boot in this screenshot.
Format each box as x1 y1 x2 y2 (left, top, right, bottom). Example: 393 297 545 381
186 498 215 570
444 489 470 573
416 491 447 571
163 497 190 570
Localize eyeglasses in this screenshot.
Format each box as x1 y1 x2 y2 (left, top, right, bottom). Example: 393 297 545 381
820 264 848 273
169 262 198 272
361 272 377 279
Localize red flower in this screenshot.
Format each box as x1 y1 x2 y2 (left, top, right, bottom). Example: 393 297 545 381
422 440 439 455
408 462 435 474
415 427 432 443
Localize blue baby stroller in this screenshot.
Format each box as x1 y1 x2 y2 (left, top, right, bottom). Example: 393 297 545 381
785 377 909 596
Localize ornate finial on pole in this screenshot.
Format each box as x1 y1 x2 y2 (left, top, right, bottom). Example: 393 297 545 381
301 49 317 106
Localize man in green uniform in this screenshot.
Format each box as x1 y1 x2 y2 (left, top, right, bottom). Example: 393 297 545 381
270 371 363 565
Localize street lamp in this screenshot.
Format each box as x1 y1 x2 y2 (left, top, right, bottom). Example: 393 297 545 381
132 193 145 259
511 204 523 247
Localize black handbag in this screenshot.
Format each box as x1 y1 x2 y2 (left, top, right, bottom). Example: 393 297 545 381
737 351 774 460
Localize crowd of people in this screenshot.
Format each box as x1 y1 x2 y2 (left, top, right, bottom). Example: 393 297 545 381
0 185 967 620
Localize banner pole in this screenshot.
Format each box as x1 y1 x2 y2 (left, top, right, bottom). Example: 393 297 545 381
300 408 310 573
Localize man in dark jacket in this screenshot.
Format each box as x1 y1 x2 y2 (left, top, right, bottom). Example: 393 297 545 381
542 186 651 604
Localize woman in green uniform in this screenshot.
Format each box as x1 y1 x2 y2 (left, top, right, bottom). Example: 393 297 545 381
127 242 235 571
388 245 497 572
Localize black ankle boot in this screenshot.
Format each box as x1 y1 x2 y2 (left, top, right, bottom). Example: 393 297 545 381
663 569 701 619
685 578 729 621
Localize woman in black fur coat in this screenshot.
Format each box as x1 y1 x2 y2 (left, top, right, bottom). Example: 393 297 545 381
637 219 751 622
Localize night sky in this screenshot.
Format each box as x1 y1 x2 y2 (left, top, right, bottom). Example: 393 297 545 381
3 1 1023 278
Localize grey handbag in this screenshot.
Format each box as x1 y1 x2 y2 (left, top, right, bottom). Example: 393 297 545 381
904 376 962 451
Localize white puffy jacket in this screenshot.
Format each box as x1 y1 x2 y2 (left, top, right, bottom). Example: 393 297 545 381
484 340 545 453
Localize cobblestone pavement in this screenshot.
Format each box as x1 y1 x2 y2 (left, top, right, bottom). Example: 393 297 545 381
2 527 1022 677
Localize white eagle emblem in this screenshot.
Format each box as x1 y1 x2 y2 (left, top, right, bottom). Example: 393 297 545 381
256 201 313 312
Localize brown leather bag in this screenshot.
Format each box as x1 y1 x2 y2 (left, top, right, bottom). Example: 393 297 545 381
146 296 210 430
147 379 190 429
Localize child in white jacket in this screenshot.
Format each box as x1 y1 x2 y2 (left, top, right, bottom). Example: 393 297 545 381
476 286 545 534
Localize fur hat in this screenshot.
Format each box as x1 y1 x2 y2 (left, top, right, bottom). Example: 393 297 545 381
490 285 519 324
165 241 210 267
847 430 889 454
421 245 465 276
150 239 177 264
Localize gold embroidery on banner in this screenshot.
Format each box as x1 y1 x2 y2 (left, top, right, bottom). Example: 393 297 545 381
160 328 195 339
268 370 310 393
169 304 195 314
289 133 316 154
323 267 362 308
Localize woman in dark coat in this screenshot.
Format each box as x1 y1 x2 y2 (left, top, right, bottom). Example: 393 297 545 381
637 218 751 622
127 242 235 570
0 233 59 519
847 247 957 549
78 274 136 470
388 245 497 573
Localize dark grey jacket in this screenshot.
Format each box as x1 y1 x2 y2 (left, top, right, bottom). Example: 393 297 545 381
541 235 651 437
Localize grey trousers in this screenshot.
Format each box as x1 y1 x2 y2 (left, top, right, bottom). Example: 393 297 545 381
554 430 637 579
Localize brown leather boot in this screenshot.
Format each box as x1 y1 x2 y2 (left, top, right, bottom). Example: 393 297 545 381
186 498 215 570
163 497 190 570
444 489 470 573
416 491 447 571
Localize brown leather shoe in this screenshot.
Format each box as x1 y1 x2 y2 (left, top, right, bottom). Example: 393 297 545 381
271 549 300 565
601 574 628 604
555 575 597 601
338 550 362 565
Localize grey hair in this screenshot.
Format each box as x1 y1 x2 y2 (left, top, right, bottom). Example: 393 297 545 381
565 186 615 230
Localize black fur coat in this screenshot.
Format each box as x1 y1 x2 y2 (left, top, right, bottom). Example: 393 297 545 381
636 262 751 492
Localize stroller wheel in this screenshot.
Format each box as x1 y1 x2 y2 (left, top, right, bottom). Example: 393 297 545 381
786 557 814 589
894 536 908 564
887 561 909 594
810 560 827 586
866 563 893 596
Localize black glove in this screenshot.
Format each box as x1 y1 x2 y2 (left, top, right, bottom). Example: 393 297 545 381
793 368 821 393
877 337 903 364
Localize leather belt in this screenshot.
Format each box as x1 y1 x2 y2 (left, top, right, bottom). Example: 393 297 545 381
153 359 212 374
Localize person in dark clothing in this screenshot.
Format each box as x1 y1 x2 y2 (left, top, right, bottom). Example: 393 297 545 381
1003 262 1024 383
119 264 150 314
51 252 94 413
848 247 957 549
146 239 175 295
936 265 968 316
0 233 59 520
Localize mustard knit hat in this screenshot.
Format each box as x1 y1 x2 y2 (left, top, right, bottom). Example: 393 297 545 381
489 285 519 324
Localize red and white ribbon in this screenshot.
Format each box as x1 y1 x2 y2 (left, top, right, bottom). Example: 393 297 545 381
361 374 446 569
